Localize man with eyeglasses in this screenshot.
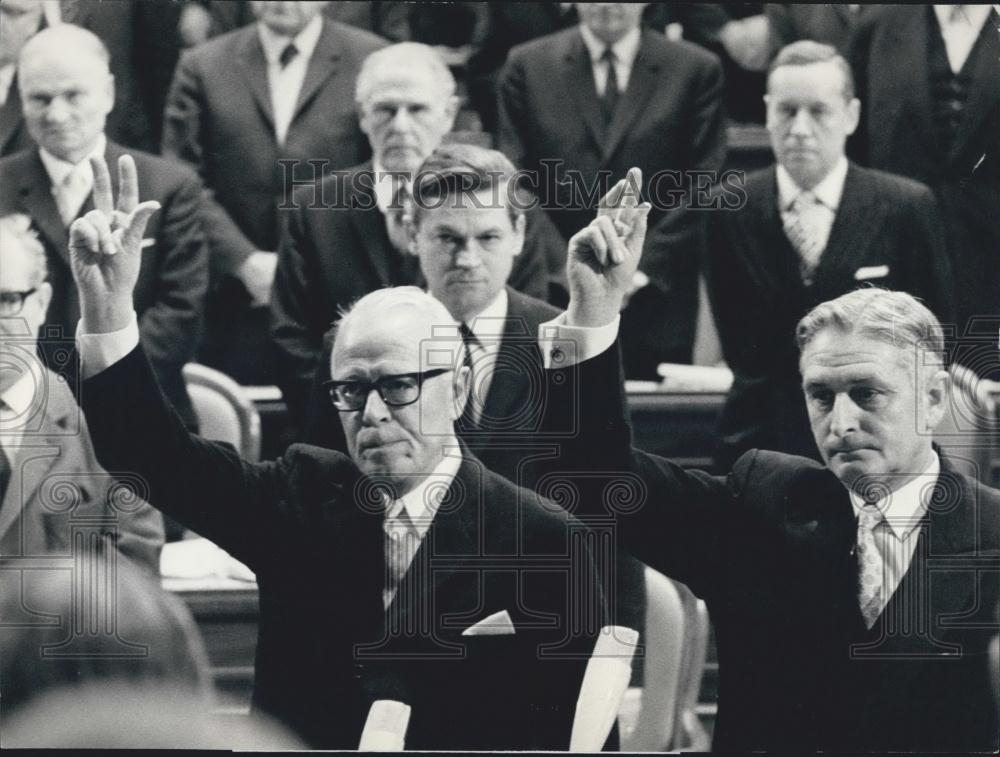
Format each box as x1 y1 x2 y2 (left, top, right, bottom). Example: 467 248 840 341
65 154 610 750
270 42 564 433
0 213 162 575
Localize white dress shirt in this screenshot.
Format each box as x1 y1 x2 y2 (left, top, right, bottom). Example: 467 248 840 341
776 156 848 259
0 367 42 469
933 5 994 73
0 64 16 108
39 134 107 225
849 452 939 610
578 25 641 95
257 14 323 146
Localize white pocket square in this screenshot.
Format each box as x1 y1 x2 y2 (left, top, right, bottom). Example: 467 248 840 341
140 238 156 249
854 264 889 281
462 609 515 636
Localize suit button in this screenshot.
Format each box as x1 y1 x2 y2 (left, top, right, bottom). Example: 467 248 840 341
550 347 565 364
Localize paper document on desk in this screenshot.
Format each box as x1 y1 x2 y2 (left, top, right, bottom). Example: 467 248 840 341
160 537 256 582
655 363 734 393
462 609 516 636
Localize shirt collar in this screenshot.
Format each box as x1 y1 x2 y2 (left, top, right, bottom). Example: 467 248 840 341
256 13 323 65
461 288 509 340
776 156 849 212
578 24 641 69
933 4 994 31
372 161 411 215
38 133 106 187
849 451 940 540
385 449 462 539
0 367 38 419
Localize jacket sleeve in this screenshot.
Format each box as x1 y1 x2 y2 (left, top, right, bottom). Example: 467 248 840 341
161 49 258 278
496 48 531 170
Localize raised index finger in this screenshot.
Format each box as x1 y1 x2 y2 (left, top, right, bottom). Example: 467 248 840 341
116 154 139 216
90 155 114 215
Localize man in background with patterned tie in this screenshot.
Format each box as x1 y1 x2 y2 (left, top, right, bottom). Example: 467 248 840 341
542 177 1000 750
703 41 955 468
0 23 207 430
498 1 726 378
162 0 386 385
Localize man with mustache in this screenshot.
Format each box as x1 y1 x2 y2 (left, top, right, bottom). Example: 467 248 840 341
703 41 955 467
64 153 609 750
539 166 1000 752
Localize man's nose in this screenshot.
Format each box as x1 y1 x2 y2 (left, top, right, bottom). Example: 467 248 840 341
454 242 482 269
361 388 391 424
829 394 860 437
789 108 813 137
43 97 71 121
389 106 414 130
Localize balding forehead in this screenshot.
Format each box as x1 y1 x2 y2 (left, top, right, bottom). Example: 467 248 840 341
20 25 110 70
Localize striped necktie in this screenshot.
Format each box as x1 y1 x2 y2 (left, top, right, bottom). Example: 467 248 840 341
856 504 886 628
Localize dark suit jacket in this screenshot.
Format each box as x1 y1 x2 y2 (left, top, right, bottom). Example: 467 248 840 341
270 164 554 426
0 368 163 575
545 340 1000 753
0 77 33 158
0 143 208 428
704 163 955 465
498 26 726 291
851 6 1000 361
766 3 886 58
162 19 387 384
78 345 607 749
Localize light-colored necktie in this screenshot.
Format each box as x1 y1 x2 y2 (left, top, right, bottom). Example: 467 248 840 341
53 166 90 226
782 192 826 283
856 504 886 629
383 505 420 607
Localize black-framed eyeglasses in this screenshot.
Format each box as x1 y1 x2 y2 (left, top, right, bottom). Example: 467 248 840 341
0 289 37 317
324 368 452 412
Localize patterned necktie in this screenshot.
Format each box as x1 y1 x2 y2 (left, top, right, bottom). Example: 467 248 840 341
781 192 826 284
856 504 885 629
383 505 419 607
458 323 482 428
600 48 620 123
53 166 90 227
279 42 299 69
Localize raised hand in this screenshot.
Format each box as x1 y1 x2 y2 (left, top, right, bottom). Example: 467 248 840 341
565 167 651 327
68 154 160 333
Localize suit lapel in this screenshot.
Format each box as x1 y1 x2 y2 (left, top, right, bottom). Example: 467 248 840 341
749 169 805 298
561 32 607 153
349 175 396 287
236 28 275 129
813 164 879 279
16 151 69 264
602 32 661 162
291 20 343 125
947 10 1000 165
0 77 25 154
0 400 64 545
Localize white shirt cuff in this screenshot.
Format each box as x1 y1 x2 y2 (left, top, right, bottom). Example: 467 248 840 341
538 313 620 369
76 312 140 379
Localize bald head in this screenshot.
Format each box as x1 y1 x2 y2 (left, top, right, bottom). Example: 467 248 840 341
19 24 113 164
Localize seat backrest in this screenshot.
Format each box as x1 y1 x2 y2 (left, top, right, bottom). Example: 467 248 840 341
619 565 685 751
182 364 262 462
669 581 711 752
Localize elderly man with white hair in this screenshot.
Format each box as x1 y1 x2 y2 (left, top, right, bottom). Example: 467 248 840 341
64 154 608 750
270 41 561 431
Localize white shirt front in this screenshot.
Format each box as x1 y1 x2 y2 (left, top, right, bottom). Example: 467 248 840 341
0 64 16 108
0 364 43 469
39 134 107 224
849 452 940 608
933 5 994 73
578 25 641 96
257 14 323 146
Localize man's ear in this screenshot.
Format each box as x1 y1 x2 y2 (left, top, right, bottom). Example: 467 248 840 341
452 364 471 421
923 367 951 432
845 97 861 136
103 73 115 114
511 213 526 255
443 94 460 131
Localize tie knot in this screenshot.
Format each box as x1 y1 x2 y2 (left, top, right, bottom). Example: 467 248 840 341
459 322 479 348
601 47 617 64
279 42 299 68
859 504 884 530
